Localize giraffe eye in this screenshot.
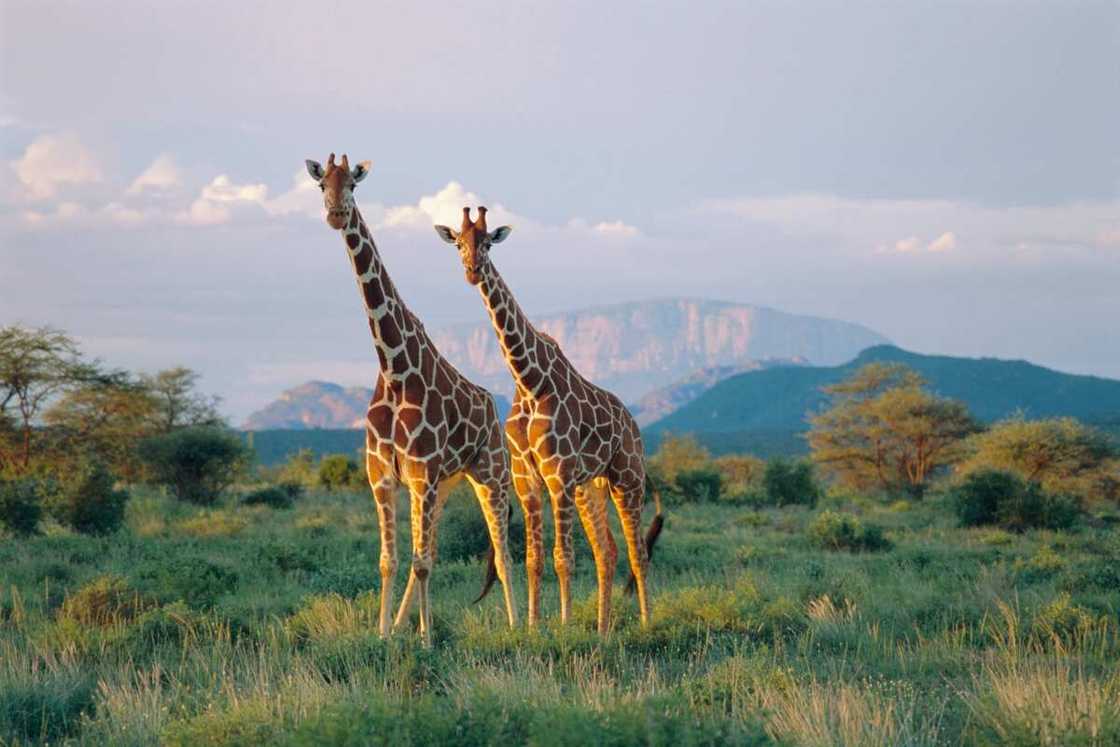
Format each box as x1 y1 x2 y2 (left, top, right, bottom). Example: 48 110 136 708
319 184 325 192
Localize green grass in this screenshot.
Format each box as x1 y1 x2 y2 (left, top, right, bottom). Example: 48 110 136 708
1 486 1118 745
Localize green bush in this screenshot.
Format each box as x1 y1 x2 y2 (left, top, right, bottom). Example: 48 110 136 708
58 575 156 626
138 427 248 505
318 454 361 491
953 469 1079 531
133 556 240 609
242 482 302 509
0 478 42 536
50 460 129 535
762 458 820 507
674 467 724 502
807 510 892 552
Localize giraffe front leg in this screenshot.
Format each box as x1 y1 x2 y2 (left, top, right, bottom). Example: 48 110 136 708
394 477 453 632
511 456 544 627
371 477 398 638
574 479 618 635
546 475 577 625
409 480 440 647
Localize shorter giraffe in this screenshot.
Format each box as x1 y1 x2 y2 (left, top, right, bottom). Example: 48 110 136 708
308 155 518 645
436 207 664 634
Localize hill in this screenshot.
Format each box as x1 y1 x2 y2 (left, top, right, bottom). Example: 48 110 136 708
645 345 1120 456
429 297 888 402
244 381 511 432
630 358 807 426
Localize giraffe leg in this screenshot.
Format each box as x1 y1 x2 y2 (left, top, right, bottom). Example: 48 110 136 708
574 478 618 635
506 400 543 627
394 475 457 632
545 475 577 624
610 483 652 626
510 454 544 627
407 480 440 647
465 473 519 628
370 475 398 638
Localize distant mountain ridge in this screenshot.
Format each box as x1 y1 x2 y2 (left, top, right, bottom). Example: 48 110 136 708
646 345 1120 455
243 381 372 430
243 381 512 431
631 357 808 426
429 297 888 402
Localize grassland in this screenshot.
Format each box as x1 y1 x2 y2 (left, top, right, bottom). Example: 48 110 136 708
2 487 1118 745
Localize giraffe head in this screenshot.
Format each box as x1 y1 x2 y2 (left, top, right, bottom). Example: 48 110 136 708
434 206 512 285
304 153 372 230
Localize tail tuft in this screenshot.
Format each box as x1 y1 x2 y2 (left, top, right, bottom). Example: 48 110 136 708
473 546 499 604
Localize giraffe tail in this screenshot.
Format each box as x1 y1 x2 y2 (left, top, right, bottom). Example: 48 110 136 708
472 503 512 604
626 472 665 595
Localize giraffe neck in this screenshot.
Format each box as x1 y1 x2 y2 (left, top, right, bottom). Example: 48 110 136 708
475 260 553 396
341 208 417 378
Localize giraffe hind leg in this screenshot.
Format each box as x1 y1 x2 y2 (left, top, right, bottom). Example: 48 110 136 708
610 482 653 626
574 477 617 635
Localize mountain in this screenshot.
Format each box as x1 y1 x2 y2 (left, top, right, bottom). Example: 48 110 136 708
630 358 808 427
243 381 512 431
243 381 371 430
645 345 1120 456
429 297 889 403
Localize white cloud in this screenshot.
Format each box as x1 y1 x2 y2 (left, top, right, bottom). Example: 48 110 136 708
381 181 520 230
704 194 1118 257
176 174 269 225
11 133 101 199
126 154 181 194
263 169 321 218
927 231 957 252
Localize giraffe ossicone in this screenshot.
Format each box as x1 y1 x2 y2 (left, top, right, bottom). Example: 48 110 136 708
307 155 520 645
435 206 665 634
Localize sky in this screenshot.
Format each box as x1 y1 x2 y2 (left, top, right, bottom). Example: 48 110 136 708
1 0 1117 422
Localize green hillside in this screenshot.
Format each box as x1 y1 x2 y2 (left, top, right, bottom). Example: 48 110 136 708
644 345 1120 456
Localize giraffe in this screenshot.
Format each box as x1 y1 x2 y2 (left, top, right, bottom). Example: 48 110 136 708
306 155 518 645
435 207 664 635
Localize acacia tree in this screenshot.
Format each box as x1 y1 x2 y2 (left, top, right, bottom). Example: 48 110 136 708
0 325 107 472
141 367 223 433
808 363 980 497
957 416 1119 504
44 377 159 481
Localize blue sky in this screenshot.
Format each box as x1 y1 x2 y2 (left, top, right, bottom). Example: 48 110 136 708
1 1 1117 419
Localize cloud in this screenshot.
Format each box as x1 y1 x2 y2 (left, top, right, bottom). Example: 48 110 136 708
927 231 957 253
380 181 520 230
704 194 1117 257
11 133 101 199
126 154 181 194
177 174 269 225
262 169 321 218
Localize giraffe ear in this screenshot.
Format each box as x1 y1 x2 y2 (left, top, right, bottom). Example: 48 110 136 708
351 160 372 183
305 160 324 181
434 225 459 244
489 226 512 244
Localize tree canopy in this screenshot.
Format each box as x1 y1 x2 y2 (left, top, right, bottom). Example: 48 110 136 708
807 362 980 496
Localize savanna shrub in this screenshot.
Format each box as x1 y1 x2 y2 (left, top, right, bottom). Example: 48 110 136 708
50 460 129 535
319 453 361 490
0 478 42 536
242 482 302 509
674 467 724 502
807 510 892 552
952 469 1078 531
437 493 493 564
138 427 247 505
762 458 820 507
58 575 155 626
134 556 239 609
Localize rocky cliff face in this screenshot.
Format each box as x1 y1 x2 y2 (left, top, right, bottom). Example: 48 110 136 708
242 299 887 429
242 381 372 430
430 298 888 402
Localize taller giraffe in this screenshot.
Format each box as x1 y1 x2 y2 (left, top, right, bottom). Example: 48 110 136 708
307 155 518 644
436 207 664 634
